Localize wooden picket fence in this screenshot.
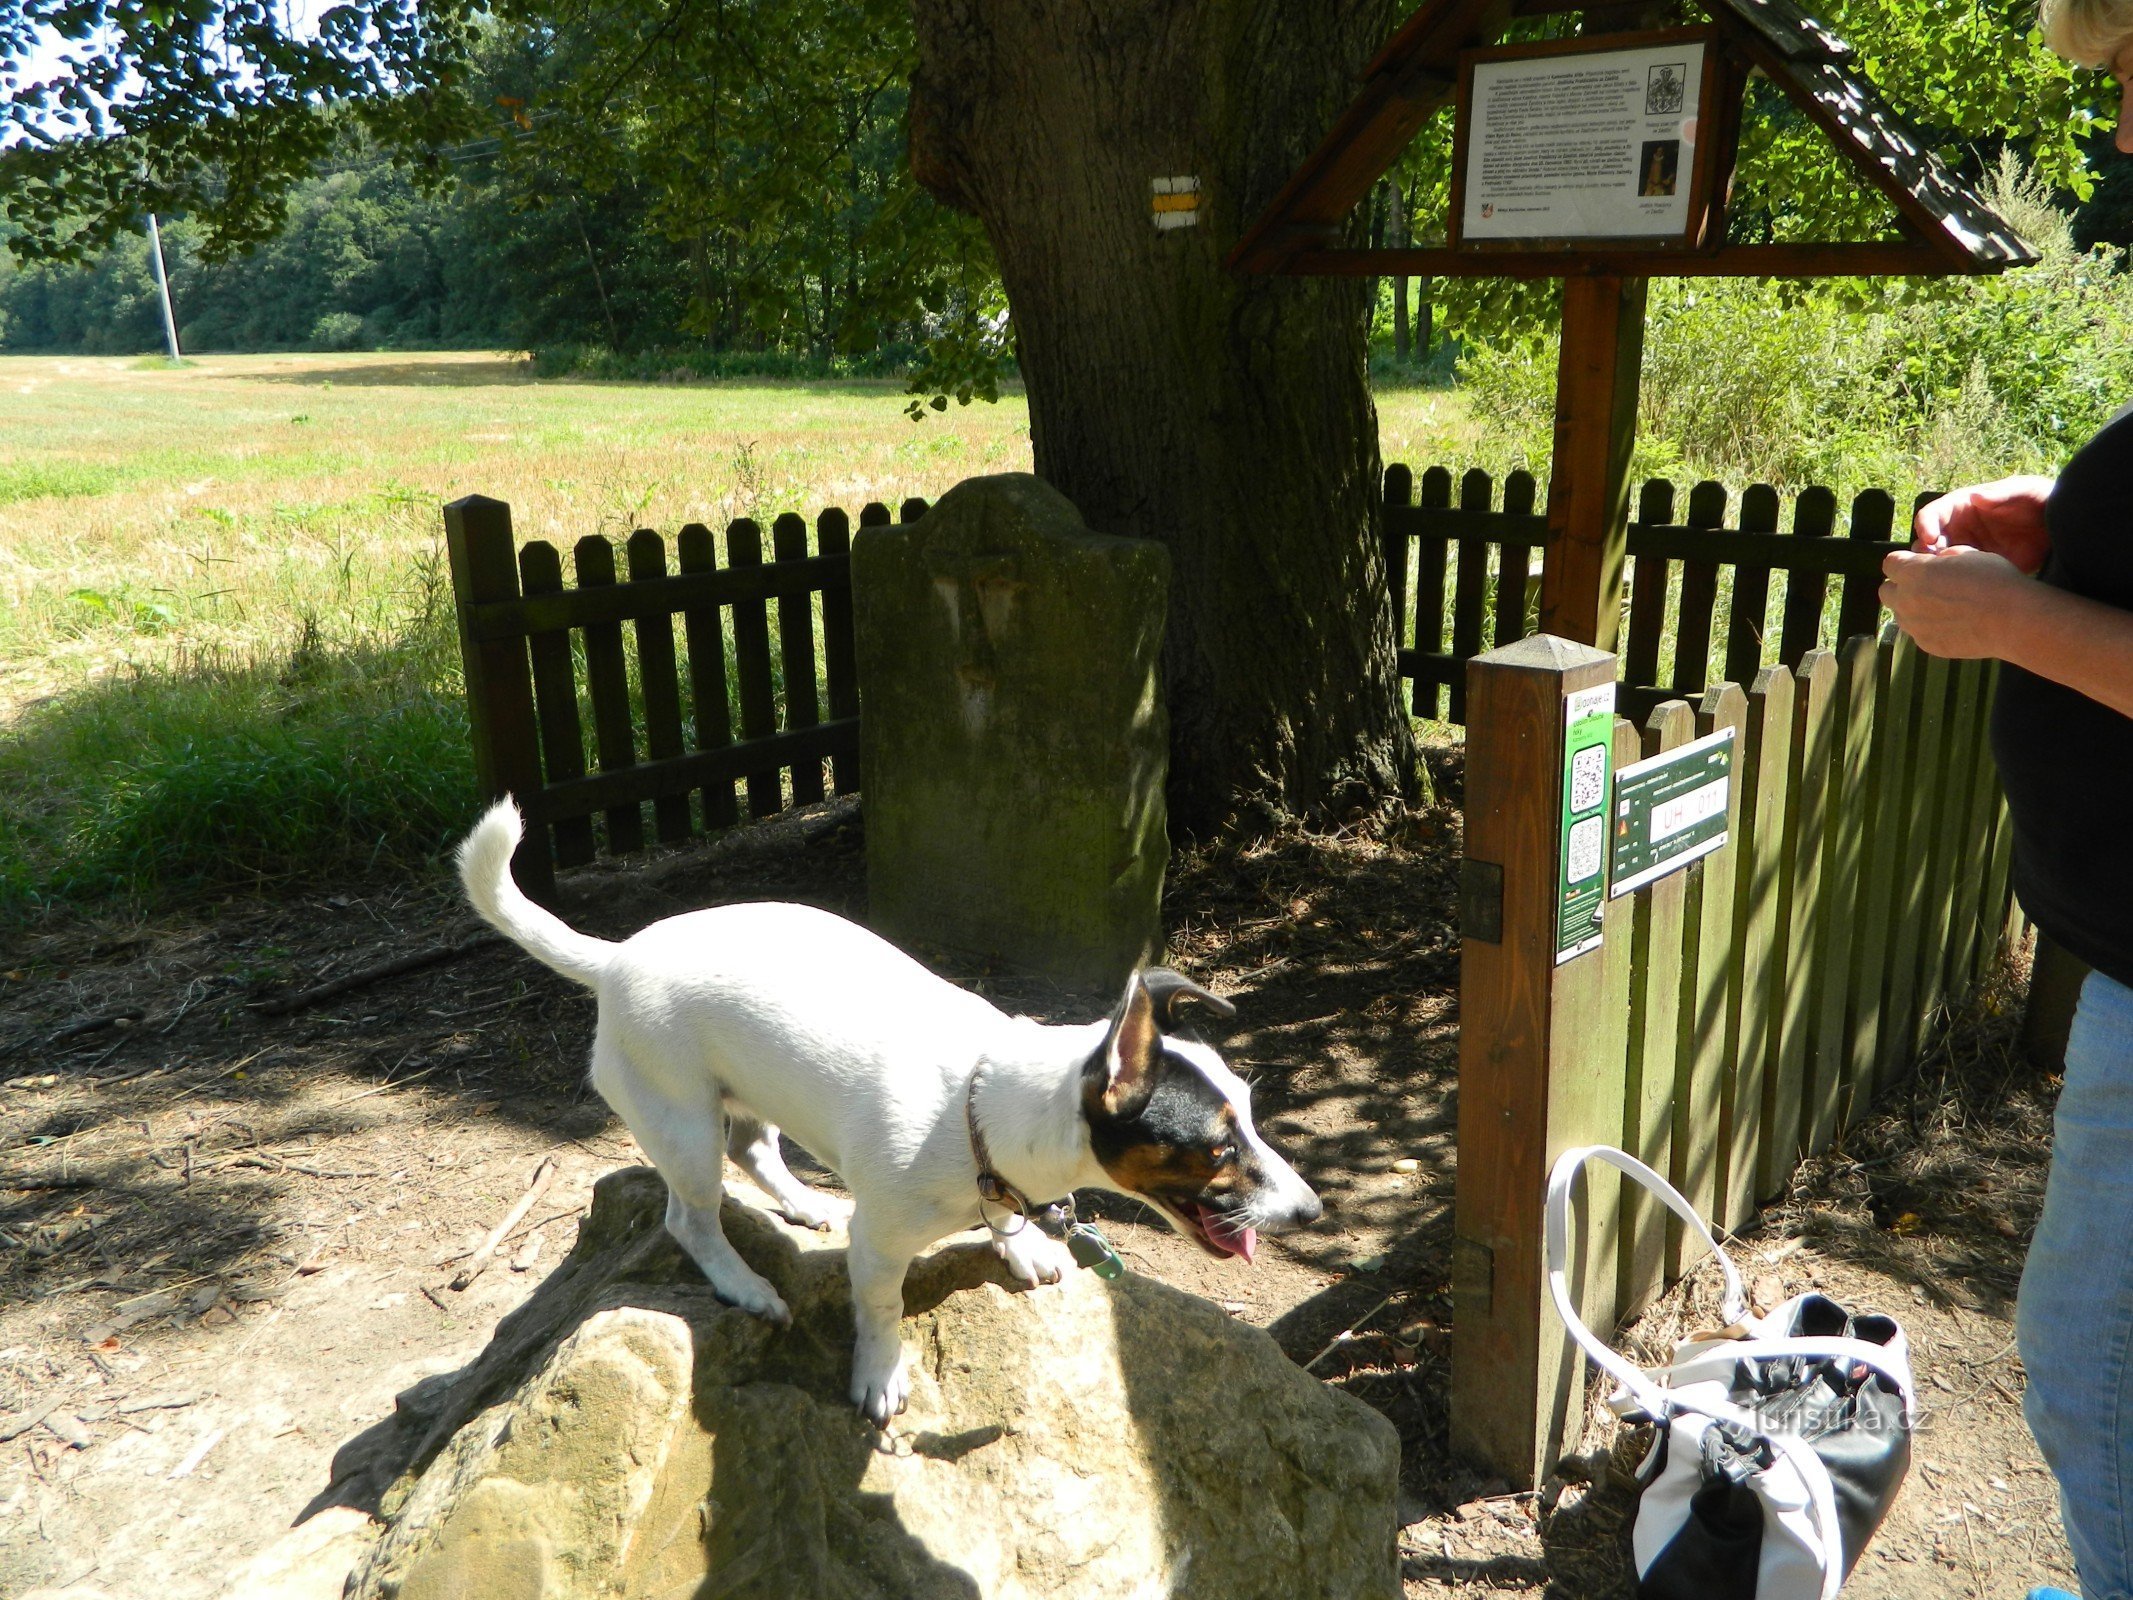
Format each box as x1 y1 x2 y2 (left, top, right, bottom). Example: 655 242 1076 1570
1382 463 1931 721
1451 624 2021 1482
444 493 930 900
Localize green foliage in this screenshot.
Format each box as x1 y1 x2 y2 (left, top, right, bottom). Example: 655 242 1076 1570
1458 155 2133 493
0 611 472 919
1 3 1009 403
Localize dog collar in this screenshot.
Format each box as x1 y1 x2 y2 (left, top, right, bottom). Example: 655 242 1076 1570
964 1067 1067 1228
963 1070 1125 1278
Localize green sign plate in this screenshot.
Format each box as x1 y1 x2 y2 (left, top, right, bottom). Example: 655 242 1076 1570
1609 725 1735 897
1556 683 1615 965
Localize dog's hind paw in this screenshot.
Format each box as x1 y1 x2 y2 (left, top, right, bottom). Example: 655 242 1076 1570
993 1228 1071 1288
776 1193 841 1232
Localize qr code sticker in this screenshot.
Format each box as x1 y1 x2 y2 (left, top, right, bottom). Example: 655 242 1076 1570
1567 815 1604 884
1569 746 1606 814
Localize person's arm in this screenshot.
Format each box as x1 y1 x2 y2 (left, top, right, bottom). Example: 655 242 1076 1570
1881 546 2133 718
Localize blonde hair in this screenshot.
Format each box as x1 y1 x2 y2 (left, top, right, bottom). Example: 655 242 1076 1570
2039 0 2133 67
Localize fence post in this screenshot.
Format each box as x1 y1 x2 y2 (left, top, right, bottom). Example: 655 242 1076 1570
444 495 553 901
1453 635 1628 1487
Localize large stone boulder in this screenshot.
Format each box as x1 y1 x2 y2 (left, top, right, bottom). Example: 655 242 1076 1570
343 1168 1399 1600
854 473 1170 990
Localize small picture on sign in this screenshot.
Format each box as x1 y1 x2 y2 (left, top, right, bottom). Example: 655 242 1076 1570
1567 815 1605 885
1569 745 1607 814
1645 62 1686 116
1638 139 1680 197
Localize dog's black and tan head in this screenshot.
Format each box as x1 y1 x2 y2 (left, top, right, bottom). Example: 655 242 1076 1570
1081 970 1321 1262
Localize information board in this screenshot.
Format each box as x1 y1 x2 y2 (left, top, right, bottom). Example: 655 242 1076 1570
1556 683 1616 964
1456 31 1711 246
1609 726 1735 897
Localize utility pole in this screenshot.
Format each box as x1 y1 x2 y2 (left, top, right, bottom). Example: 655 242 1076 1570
145 213 181 362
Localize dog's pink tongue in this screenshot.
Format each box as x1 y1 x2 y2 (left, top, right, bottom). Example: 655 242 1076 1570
1197 1206 1258 1263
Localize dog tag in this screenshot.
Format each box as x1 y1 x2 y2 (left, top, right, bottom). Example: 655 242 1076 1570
1066 1223 1124 1280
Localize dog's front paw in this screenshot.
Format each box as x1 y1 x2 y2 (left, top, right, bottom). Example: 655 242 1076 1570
993 1228 1072 1288
712 1269 792 1329
850 1347 909 1427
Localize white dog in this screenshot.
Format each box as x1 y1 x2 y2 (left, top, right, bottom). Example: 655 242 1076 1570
458 798 1320 1424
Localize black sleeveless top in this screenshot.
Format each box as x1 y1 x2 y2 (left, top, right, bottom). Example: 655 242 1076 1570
1989 406 2133 986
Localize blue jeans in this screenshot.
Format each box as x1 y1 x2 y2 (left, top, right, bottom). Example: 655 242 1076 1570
2020 968 2133 1600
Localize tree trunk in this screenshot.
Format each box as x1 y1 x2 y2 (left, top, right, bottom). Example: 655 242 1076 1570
907 0 1419 835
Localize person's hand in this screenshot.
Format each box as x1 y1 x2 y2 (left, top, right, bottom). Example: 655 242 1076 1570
1880 546 2036 659
1912 475 2054 572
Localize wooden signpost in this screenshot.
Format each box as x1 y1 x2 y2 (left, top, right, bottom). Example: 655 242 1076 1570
1234 0 2034 1486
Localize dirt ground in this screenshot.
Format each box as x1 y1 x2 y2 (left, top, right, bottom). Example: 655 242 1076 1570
0 747 2079 1599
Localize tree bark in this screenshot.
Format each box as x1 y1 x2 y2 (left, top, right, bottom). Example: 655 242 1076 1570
907 0 1419 835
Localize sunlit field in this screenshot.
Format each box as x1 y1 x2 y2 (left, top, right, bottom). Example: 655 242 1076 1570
0 352 1481 716
0 353 1477 913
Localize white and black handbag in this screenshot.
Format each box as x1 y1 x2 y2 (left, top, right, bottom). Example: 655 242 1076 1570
1546 1146 1915 1600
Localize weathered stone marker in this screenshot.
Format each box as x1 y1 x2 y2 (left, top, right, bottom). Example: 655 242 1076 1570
855 473 1170 989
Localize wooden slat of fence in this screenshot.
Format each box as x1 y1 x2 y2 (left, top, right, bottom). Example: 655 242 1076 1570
1970 666 2014 988
1672 482 1728 695
1384 466 1413 658
1414 468 1453 719
772 513 826 807
1494 471 1538 648
1449 470 1493 722
1690 682 1753 1234
573 535 646 855
1918 659 1984 1029
627 530 693 844
1778 488 1838 667
1623 480 1674 691
1811 634 1877 1143
446 496 553 898
676 523 740 830
1763 650 1836 1187
1722 485 1781 687
1852 629 1922 1101
1620 702 1694 1312
1940 661 1997 1000
818 508 860 796
725 519 781 818
1727 665 1794 1218
1673 686 1746 1275
1882 650 1952 1081
901 496 932 524
1839 491 1897 643
518 540 597 869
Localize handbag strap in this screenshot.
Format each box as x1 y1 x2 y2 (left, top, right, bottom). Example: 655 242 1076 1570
1544 1146 1846 1600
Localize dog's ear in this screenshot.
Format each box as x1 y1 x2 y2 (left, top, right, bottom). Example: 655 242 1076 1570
1101 973 1163 1115
1139 969 1237 1033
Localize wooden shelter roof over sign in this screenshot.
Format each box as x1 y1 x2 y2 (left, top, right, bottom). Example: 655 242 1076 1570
1231 0 2034 278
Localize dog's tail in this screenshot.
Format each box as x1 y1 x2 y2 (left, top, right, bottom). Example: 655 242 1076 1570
456 798 614 988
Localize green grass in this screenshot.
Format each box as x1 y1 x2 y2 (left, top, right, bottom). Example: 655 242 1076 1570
0 619 472 915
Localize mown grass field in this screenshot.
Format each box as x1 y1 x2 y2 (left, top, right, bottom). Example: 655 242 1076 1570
0 352 1478 916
